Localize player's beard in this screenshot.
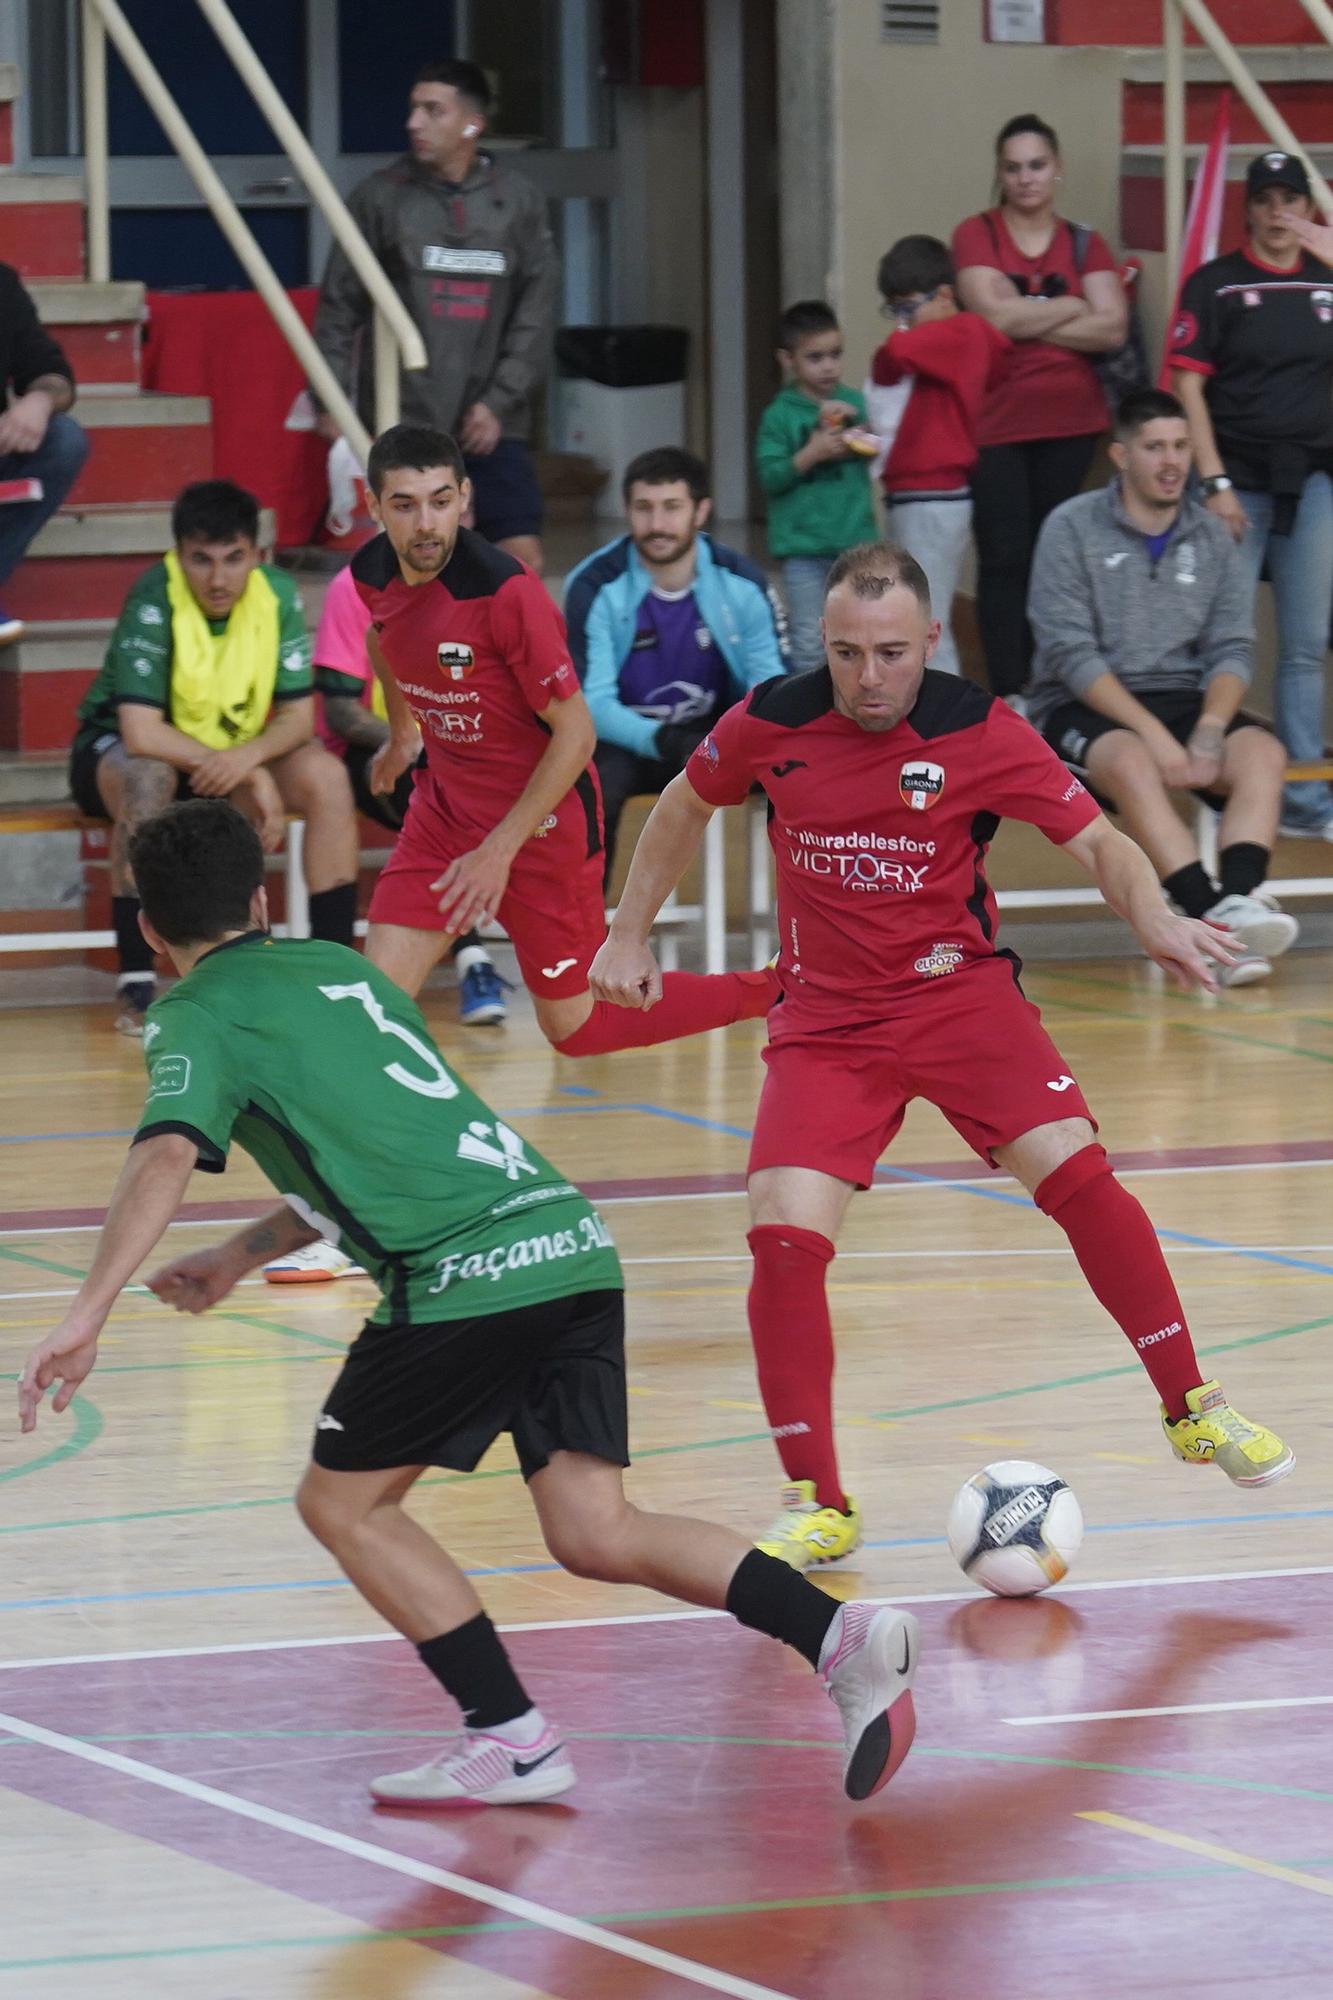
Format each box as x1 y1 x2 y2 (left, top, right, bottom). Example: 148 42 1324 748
633 530 694 570
400 535 453 577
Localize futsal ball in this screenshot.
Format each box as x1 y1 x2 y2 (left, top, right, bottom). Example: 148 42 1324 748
946 1460 1084 1598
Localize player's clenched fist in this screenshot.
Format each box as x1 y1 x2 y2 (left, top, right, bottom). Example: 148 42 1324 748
589 935 663 1011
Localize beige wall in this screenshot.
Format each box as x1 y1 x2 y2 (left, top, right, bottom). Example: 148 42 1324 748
829 5 1123 392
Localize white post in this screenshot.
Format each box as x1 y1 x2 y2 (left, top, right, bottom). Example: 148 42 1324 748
705 0 748 520
748 791 772 968
1163 0 1185 292
372 309 400 439
284 818 310 938
703 808 727 974
81 1 110 282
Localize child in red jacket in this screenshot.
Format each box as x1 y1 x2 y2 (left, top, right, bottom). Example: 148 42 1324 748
870 236 1010 674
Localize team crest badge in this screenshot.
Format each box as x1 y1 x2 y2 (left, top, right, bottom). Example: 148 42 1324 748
1314 289 1333 324
899 759 945 812
437 641 476 682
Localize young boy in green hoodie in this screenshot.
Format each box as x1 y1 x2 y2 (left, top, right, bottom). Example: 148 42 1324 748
755 301 879 671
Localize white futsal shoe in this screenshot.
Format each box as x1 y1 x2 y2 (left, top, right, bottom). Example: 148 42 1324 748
370 1719 576 1807
1205 891 1298 965
262 1240 358 1284
820 1601 921 1800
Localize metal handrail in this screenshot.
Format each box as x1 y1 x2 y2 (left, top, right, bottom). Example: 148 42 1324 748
1164 0 1333 282
79 0 427 455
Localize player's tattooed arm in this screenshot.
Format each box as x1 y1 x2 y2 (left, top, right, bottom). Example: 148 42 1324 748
144 1204 320 1320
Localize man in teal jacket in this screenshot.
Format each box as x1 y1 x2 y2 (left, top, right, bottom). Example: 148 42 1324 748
564 447 790 884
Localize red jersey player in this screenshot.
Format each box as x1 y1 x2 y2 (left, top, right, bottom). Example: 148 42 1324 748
356 424 777 1053
592 541 1293 1569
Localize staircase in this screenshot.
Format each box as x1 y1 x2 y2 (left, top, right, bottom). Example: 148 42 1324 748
0 59 223 947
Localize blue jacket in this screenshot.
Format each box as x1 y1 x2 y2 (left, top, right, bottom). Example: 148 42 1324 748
563 531 790 756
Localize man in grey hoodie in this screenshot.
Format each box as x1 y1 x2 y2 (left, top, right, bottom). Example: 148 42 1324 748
315 59 558 574
1027 387 1297 985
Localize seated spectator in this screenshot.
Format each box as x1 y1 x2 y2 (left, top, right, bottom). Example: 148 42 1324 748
755 300 879 671
314 562 509 1027
0 262 90 641
1027 389 1297 987
564 447 789 884
69 480 359 1034
871 236 1010 675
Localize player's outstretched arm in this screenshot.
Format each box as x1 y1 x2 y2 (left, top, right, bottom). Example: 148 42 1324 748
1061 816 1242 994
590 773 718 1010
17 1133 198 1433
147 1203 321 1316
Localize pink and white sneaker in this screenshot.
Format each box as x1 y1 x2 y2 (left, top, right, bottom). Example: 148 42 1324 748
370 1719 575 1806
820 1601 921 1800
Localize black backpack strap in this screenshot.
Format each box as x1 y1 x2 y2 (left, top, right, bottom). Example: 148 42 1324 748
1070 221 1092 274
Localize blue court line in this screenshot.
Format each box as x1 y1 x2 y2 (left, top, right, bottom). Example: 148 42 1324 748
8 1502 1333 1613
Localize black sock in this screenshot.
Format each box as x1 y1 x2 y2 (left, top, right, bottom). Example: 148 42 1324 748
416 1612 533 1729
112 894 154 979
724 1548 840 1671
1161 861 1218 920
1219 842 1270 900
308 882 357 948
449 929 486 962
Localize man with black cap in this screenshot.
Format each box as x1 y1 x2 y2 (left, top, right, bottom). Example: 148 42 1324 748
1168 149 1333 839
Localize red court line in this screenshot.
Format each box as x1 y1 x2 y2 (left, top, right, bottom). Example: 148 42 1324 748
1 1574 1329 1998
3 1136 1331 1234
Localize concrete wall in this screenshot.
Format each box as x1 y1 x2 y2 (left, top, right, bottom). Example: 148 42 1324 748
826 5 1124 406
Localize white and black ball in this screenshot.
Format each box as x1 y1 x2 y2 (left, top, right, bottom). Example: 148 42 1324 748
946 1459 1084 1598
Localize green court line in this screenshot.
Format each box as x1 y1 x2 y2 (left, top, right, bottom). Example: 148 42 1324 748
2 1854 1331 1970
1029 968 1333 1068
870 1310 1333 1420
0 1393 102 1489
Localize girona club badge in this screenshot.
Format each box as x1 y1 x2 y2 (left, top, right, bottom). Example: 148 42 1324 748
899 759 946 812
437 641 476 682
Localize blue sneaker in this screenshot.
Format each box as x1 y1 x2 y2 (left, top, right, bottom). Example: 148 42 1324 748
458 960 512 1026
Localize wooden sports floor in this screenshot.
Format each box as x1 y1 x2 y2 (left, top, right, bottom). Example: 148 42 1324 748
2 947 1332 1999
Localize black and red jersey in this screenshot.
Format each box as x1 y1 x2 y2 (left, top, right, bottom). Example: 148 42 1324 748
351 528 591 841
686 667 1100 1029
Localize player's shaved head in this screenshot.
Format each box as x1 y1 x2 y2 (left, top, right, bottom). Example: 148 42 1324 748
824 542 931 614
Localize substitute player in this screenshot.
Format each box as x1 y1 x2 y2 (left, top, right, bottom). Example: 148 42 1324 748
17 799 918 1806
592 543 1293 1570
354 423 777 1055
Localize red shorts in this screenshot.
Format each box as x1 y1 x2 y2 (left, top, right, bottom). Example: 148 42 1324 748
368 773 606 1000
750 958 1095 1186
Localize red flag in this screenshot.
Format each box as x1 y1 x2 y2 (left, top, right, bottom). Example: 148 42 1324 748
1159 89 1231 386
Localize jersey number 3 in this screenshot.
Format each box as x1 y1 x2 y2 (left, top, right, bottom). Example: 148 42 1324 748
319 981 459 1100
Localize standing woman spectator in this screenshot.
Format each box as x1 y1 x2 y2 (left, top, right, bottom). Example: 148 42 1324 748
1169 152 1333 840
953 114 1128 702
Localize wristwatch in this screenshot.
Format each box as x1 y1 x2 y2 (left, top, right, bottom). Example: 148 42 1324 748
1201 475 1234 496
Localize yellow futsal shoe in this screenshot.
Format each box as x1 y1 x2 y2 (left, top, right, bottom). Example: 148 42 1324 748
756 1480 863 1569
1162 1380 1294 1487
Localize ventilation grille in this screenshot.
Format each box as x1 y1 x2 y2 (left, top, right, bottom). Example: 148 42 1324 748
881 1 941 43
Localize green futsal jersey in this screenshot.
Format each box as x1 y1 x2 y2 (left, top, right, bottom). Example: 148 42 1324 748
134 932 622 1325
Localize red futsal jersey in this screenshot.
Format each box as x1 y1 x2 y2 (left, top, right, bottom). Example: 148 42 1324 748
350 527 598 844
686 668 1101 1032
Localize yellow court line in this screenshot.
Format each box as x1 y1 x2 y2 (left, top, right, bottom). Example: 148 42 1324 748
1080 1810 1333 1900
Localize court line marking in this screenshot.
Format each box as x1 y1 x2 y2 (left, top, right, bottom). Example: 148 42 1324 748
0 1709 796 2000
4 1562 1333 1673
1007 1693 1333 1727
1080 1809 1333 1901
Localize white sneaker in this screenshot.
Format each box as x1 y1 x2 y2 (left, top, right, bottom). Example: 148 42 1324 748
263 1240 359 1284
1217 951 1272 989
370 1721 575 1806
1205 891 1298 963
1277 818 1333 843
820 1601 921 1801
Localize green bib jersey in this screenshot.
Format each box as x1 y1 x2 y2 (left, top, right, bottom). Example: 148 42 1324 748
134 933 622 1325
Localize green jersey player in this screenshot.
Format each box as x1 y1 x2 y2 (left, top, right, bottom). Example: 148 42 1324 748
18 799 920 1809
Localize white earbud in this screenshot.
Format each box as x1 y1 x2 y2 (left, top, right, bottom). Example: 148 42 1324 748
464 123 478 136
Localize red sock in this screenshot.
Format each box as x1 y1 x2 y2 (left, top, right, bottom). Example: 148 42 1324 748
553 967 778 1057
746 1223 846 1511
1035 1144 1202 1421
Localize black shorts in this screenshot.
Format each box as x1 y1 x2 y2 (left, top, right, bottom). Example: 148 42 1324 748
1041 689 1271 811
68 734 194 818
311 1287 628 1478
463 438 543 545
343 740 420 833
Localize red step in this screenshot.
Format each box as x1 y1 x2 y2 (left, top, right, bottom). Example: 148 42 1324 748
71 395 213 507
0 176 85 281
0 622 112 754
1055 0 1323 43
31 281 146 392
1124 79 1333 146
